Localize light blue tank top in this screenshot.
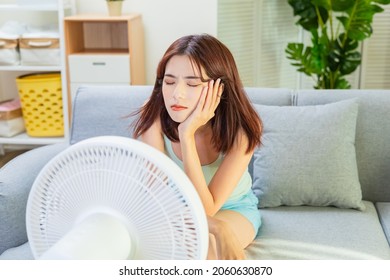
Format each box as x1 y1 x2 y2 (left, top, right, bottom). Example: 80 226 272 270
163 135 252 201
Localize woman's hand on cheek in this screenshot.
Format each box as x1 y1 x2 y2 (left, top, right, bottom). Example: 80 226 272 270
178 79 224 138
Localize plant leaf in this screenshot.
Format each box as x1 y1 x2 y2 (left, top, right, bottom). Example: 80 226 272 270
334 77 351 89
340 51 361 75
285 43 319 76
372 0 390 4
338 0 385 41
328 34 361 75
310 28 328 73
287 0 328 30
312 0 355 11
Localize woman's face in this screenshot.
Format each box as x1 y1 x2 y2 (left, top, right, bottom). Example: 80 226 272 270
162 55 209 123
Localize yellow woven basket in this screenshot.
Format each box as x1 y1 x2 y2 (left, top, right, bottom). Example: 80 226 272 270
16 72 64 137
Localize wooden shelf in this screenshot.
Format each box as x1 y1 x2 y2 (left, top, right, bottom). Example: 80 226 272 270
0 65 62 71
0 0 73 150
64 13 145 108
64 14 141 21
0 4 58 11
0 1 74 11
0 132 67 145
65 16 137 54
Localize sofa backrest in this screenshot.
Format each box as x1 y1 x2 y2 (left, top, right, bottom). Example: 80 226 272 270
245 87 293 106
71 85 390 203
71 85 293 184
70 85 293 145
295 89 390 202
70 85 152 144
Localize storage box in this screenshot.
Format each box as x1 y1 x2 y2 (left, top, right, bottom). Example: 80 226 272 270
16 73 64 137
19 33 60 66
0 99 25 137
0 33 20 66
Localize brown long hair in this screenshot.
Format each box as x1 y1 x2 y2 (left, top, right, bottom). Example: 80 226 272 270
132 34 262 154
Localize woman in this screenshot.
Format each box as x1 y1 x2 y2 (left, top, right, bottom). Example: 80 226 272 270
132 34 262 259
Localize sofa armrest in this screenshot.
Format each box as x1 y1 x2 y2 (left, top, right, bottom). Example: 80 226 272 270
0 143 69 255
376 202 390 246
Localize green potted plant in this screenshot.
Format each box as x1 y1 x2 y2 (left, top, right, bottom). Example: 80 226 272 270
106 0 125 16
285 0 390 89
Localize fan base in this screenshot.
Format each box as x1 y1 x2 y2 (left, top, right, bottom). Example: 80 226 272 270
40 213 132 260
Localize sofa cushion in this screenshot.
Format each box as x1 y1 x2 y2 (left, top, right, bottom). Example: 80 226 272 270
376 202 390 246
246 201 390 259
252 98 364 210
295 90 390 203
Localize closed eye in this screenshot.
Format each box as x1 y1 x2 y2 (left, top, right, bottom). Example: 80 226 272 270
164 79 175 85
187 83 201 87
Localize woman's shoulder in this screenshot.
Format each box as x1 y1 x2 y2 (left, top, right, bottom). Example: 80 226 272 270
140 117 165 153
234 129 250 147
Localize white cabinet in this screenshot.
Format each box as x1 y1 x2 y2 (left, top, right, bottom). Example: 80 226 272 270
0 0 75 150
68 53 131 100
69 54 130 83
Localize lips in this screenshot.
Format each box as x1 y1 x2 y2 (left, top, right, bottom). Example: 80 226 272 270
171 104 188 111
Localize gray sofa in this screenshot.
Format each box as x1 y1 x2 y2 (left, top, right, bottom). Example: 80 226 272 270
1 85 389 260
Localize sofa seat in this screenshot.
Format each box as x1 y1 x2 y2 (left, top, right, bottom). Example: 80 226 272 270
0 242 32 260
246 201 390 259
7 200 387 260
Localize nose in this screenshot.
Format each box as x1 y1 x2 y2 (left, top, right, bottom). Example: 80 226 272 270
172 81 186 100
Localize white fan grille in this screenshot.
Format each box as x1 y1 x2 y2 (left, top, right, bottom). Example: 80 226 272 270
26 136 208 259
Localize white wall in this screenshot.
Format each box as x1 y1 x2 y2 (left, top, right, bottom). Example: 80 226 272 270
75 0 218 85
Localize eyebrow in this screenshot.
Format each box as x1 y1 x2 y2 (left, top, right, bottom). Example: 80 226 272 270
164 74 202 80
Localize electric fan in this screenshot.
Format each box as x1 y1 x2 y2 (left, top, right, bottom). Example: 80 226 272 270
26 136 208 260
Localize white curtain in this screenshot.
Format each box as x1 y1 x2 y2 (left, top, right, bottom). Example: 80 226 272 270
360 6 390 89
218 0 299 88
